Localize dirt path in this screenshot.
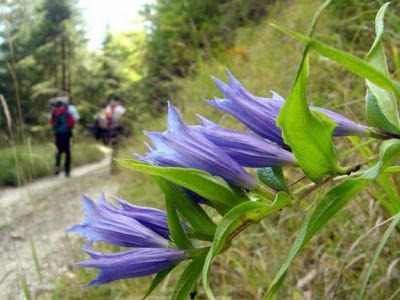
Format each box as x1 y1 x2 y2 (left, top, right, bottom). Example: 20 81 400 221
0 148 119 299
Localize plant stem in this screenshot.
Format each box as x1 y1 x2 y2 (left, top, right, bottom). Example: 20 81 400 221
253 184 276 201
294 155 379 199
186 247 210 258
369 127 400 140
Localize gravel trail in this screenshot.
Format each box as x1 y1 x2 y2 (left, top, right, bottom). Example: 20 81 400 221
0 148 119 299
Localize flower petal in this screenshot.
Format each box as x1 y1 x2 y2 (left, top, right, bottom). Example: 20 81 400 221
68 195 169 248
77 248 185 286
192 116 296 168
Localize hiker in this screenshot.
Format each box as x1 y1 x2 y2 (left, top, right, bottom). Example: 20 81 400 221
95 95 126 145
59 91 80 123
49 94 77 177
104 95 126 130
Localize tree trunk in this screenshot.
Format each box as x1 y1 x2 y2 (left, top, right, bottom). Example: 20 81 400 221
61 34 67 91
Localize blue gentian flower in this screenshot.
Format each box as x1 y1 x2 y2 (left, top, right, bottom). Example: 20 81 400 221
135 102 257 189
70 194 188 287
68 194 169 248
191 115 296 168
77 248 185 286
97 194 171 238
207 69 369 146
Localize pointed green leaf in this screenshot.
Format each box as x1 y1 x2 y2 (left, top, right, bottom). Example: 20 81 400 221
274 1 342 183
203 192 293 300
277 54 343 182
361 139 400 179
366 90 400 134
264 139 400 299
365 3 400 134
171 251 208 300
264 179 366 299
117 159 243 213
151 176 217 239
143 267 173 300
165 197 192 249
270 24 400 100
257 167 289 193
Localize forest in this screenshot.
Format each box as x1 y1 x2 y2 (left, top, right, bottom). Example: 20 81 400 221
1 0 400 299
0 0 271 141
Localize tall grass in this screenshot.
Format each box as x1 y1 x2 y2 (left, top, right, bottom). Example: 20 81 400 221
29 235 43 283
0 143 104 186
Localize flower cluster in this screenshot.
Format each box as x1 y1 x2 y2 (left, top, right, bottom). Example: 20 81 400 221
70 70 370 287
208 69 369 146
135 102 257 189
134 69 368 190
69 194 185 286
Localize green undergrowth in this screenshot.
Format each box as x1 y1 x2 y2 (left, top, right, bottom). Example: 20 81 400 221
0 143 104 186
54 0 400 299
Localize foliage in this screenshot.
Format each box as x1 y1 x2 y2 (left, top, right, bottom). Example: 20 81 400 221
0 0 86 136
0 0 275 144
136 0 271 110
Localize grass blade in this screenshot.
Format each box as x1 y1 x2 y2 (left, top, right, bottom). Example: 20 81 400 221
29 236 43 282
358 212 400 300
18 271 32 300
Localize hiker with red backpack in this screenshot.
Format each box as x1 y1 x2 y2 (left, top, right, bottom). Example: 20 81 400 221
50 93 79 177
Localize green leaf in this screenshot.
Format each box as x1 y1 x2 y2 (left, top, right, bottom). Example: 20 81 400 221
366 90 400 134
264 139 400 299
257 167 289 193
274 1 342 183
143 267 173 300
203 192 293 300
366 3 400 134
117 159 243 213
270 24 400 100
165 196 192 249
358 211 400 300
361 139 400 179
264 179 367 299
152 176 217 239
277 54 342 182
171 251 208 300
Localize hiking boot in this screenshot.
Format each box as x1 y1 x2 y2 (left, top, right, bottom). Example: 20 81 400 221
54 167 60 175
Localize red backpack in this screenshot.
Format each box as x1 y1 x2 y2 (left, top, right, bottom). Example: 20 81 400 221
50 105 74 134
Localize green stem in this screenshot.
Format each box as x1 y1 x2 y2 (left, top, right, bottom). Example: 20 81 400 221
294 174 335 199
369 127 400 140
186 247 210 259
294 155 379 199
384 166 400 173
253 184 277 201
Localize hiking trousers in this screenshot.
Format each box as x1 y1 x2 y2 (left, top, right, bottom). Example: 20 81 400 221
55 133 71 175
